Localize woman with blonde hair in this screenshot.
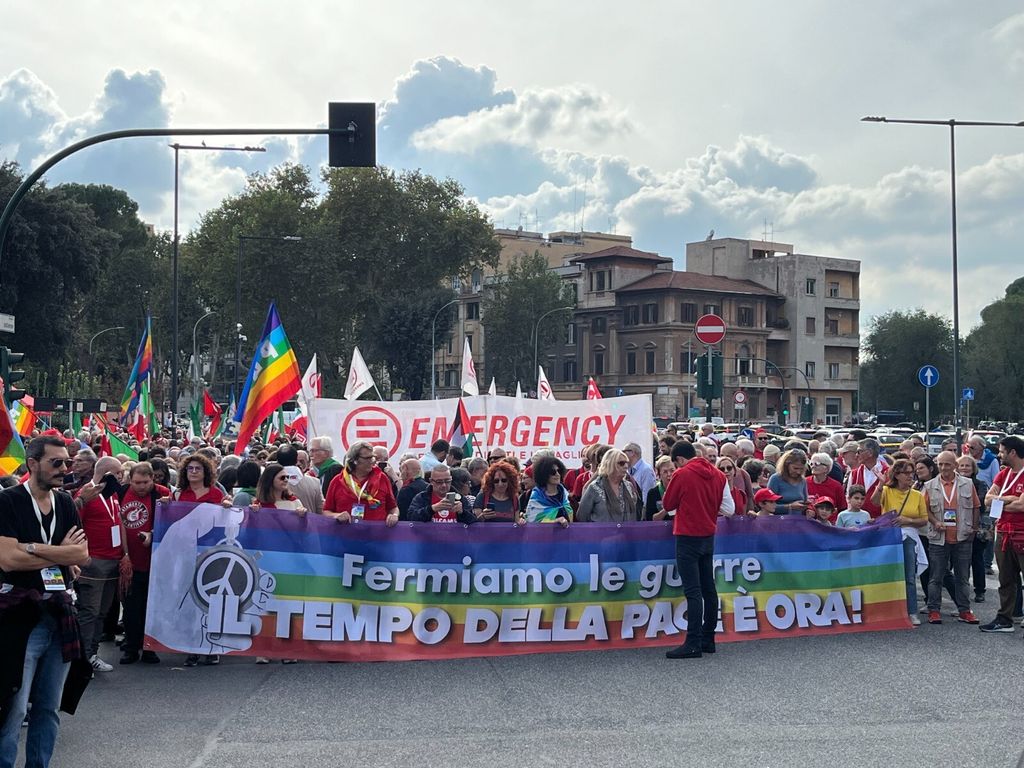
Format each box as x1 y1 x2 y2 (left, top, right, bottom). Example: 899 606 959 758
577 448 641 522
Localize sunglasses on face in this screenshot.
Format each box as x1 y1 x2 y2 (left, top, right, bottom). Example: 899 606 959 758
47 458 73 468
493 477 508 484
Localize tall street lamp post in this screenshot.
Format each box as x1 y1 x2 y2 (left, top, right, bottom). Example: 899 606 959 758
87 326 125 372
192 310 217 405
533 306 575 381
861 116 1023 445
170 142 265 422
431 298 459 400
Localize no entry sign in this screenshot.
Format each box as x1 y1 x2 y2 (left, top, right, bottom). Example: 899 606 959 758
694 314 726 345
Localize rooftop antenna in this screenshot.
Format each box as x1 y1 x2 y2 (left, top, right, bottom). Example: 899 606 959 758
572 177 578 233
580 175 589 232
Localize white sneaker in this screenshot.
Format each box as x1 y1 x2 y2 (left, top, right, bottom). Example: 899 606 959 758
909 614 921 626
89 654 113 672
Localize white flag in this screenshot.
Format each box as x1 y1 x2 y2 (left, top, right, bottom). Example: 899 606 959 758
488 378 497 397
301 354 322 402
344 346 375 401
515 381 523 399
461 337 479 396
538 366 556 401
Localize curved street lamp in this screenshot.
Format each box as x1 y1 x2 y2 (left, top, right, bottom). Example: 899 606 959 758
533 306 575 381
192 310 217 404
431 298 459 400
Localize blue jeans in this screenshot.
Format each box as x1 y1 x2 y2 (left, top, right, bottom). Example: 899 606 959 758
0 613 70 768
902 537 918 615
674 534 718 648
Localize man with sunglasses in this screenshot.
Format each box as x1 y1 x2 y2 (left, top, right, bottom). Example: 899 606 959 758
0 436 91 768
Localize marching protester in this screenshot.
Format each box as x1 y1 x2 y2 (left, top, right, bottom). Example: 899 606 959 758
255 463 306 513
0 436 90 768
849 439 888 518
174 454 225 504
806 452 845 514
323 442 399 525
117 462 164 665
275 443 323 515
662 440 735 659
472 460 524 523
981 435 1024 633
576 449 640 523
716 456 747 514
623 442 656 502
767 450 809 516
407 463 476 524
872 459 928 626
396 458 428 519
956 454 991 603
525 455 573 525
643 456 674 521
309 436 342 496
922 452 980 626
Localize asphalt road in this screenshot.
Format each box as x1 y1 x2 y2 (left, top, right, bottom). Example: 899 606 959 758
29 580 1024 768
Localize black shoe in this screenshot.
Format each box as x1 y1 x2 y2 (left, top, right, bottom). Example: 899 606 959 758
119 651 140 665
665 644 702 659
974 593 985 603
202 654 220 666
979 620 1014 633
141 651 160 664
184 655 200 667
701 641 716 654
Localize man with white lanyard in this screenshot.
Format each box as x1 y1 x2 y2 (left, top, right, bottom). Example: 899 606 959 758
74 456 125 672
981 436 1024 633
0 435 89 768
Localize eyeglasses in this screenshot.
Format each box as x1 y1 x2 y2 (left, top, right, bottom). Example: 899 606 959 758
493 477 508 484
357 454 374 461
47 458 73 468
809 461 827 468
430 478 451 485
186 465 203 473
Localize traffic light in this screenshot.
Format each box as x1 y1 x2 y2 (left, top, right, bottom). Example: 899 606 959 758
696 353 723 401
328 102 376 168
0 346 26 403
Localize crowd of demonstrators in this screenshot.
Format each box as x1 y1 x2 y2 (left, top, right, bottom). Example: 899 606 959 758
3 418 1024 763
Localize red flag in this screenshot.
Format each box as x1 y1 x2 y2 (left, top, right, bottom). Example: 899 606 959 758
287 414 308 440
203 390 223 438
586 377 603 400
127 410 146 442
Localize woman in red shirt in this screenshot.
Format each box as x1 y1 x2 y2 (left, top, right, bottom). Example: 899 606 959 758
806 452 846 519
174 453 225 504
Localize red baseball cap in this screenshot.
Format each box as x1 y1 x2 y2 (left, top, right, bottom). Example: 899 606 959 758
754 488 782 504
754 428 768 436
812 496 836 508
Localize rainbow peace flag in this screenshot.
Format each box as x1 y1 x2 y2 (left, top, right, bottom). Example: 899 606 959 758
0 389 26 475
119 317 153 421
11 395 36 437
233 303 301 454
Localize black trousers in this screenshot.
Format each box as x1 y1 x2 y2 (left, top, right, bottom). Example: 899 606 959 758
674 534 717 648
122 570 150 654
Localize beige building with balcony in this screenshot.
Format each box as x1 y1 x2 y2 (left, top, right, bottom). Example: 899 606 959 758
434 231 861 426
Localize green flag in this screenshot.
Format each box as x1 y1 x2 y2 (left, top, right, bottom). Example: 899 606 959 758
104 429 139 461
71 411 83 434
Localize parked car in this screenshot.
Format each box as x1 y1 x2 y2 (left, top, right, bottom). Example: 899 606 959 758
926 431 956 456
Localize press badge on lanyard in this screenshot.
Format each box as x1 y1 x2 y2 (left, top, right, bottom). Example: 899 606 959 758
99 496 121 548
31 490 67 591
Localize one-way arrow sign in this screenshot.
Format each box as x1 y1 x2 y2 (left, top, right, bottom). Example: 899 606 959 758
917 365 939 389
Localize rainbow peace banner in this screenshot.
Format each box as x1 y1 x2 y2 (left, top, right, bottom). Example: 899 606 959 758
145 504 910 661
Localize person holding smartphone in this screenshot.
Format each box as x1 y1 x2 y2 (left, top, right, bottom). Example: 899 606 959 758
407 465 477 524
473 460 525 524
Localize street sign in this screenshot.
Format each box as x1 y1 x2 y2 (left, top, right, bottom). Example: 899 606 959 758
0 313 14 333
962 387 975 401
733 390 747 404
917 365 939 389
694 314 726 345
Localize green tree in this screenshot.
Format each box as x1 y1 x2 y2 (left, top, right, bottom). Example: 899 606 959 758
482 251 576 392
963 275 1024 419
860 309 954 426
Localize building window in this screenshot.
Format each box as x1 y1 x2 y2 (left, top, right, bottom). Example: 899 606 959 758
826 397 841 426
703 304 720 316
563 359 578 382
466 334 473 351
590 269 611 292
680 349 695 375
805 278 816 295
594 351 605 376
466 302 480 320
681 302 697 323
626 351 637 375
451 275 461 291
565 323 576 344
828 362 840 379
806 316 816 335
447 336 453 354
592 317 606 335
471 268 482 293
645 350 656 374
623 306 639 326
736 344 752 376
642 303 659 324
805 361 816 379
827 317 839 335
738 306 754 327
828 282 840 298
444 369 456 387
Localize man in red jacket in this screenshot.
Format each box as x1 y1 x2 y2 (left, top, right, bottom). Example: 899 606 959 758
661 440 735 659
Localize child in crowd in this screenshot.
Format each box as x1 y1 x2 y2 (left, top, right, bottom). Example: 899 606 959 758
752 488 781 518
810 496 836 526
836 484 871 529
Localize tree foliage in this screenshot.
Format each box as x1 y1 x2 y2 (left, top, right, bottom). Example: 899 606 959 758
963 276 1024 419
860 309 955 424
482 251 576 392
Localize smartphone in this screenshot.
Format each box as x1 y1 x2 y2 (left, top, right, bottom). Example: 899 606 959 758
99 473 120 499
446 492 457 503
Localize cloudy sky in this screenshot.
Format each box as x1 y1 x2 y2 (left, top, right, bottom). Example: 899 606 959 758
2 2 1022 329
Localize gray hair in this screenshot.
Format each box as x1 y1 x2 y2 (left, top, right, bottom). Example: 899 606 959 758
859 438 880 459
735 438 755 455
810 452 833 471
818 441 836 457
219 454 241 472
344 441 373 467
309 435 334 454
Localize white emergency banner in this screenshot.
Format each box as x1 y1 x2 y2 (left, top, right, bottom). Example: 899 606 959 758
314 394 653 468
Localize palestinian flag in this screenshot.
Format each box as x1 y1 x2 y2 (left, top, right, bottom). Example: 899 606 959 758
448 398 475 458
